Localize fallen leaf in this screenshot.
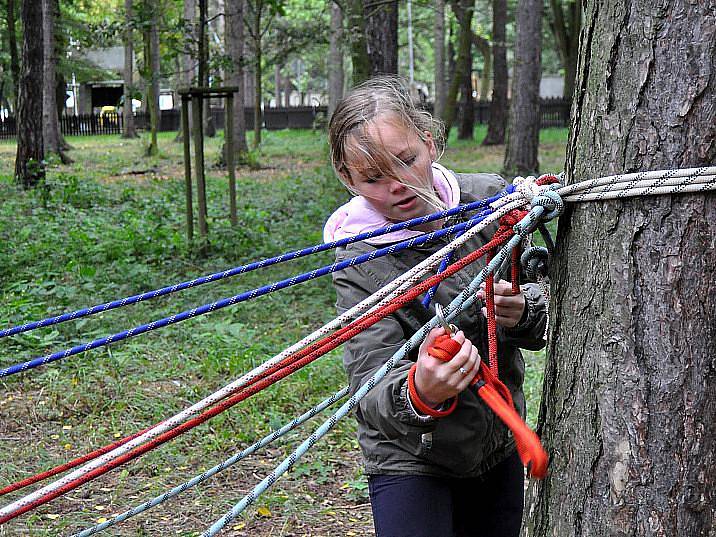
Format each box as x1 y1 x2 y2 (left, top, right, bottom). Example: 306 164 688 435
45 514 61 520
96 517 108 524
257 506 272 517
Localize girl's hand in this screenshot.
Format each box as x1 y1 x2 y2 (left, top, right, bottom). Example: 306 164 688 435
412 327 481 408
476 279 526 328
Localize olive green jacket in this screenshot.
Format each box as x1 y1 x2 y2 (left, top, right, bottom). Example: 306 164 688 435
331 172 547 478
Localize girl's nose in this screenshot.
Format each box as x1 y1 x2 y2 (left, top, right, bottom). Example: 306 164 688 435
388 177 407 193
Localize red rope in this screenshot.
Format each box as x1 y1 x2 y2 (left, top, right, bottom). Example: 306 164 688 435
0 225 515 524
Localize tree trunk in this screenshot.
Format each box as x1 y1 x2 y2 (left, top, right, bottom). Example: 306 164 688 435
224 0 248 158
345 0 370 85
548 0 581 100
363 0 398 75
123 0 138 138
198 0 215 137
274 63 280 107
434 0 446 119
482 0 507 146
42 0 67 160
457 42 473 140
503 0 541 176
6 0 20 112
144 0 160 156
15 0 44 188
472 33 490 101
527 2 716 536
251 0 262 147
443 0 473 137
328 0 344 118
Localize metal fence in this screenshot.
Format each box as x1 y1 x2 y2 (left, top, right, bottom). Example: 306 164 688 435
0 99 571 140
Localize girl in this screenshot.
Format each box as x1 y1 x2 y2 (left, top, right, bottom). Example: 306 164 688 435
324 76 546 537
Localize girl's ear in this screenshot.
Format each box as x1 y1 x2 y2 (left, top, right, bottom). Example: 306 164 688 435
423 131 438 160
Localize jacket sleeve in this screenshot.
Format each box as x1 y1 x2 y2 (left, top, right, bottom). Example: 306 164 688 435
332 262 439 439
500 282 547 351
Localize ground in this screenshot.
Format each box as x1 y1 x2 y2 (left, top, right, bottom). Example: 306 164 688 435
0 127 566 536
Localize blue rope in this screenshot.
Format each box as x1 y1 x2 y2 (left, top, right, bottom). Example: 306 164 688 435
0 189 513 339
202 205 554 536
0 208 499 378
71 387 349 537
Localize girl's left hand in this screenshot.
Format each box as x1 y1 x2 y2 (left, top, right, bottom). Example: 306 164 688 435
476 279 526 328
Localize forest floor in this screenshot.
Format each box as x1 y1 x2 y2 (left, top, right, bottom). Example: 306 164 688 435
0 126 567 536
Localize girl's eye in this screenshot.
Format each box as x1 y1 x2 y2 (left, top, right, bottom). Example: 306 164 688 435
365 176 381 184
401 155 416 166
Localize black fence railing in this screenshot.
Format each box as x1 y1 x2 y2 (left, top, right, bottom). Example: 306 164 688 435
0 99 571 140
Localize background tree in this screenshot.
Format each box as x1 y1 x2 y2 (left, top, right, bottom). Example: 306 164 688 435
482 0 507 145
346 0 370 84
142 0 160 156
14 0 44 188
527 2 716 536
503 0 541 175
443 0 474 138
225 0 249 158
4 0 20 111
327 0 343 118
198 0 215 137
42 0 70 162
122 0 138 138
547 0 581 99
363 0 398 75
433 0 446 119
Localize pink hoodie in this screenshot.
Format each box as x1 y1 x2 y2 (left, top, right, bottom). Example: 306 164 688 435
323 163 461 245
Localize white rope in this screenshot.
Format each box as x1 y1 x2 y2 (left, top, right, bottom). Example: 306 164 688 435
0 192 537 518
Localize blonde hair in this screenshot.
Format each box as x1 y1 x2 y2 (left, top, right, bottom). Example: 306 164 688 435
328 76 447 211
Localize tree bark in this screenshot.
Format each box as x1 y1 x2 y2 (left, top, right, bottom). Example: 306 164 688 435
363 0 398 75
503 0 541 176
144 0 160 156
434 0 446 119
457 42 473 140
472 32 490 101
42 0 68 161
548 0 581 100
199 0 216 137
15 0 44 188
527 2 716 536
443 0 473 137
6 0 20 112
224 0 248 157
123 0 138 138
250 0 262 147
328 0 344 118
346 0 370 85
482 0 507 146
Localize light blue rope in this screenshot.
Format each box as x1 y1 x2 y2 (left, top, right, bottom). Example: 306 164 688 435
71 387 349 537
1 189 513 339
202 204 554 536
1 209 497 378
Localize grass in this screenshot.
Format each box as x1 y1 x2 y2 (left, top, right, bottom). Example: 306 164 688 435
0 125 567 536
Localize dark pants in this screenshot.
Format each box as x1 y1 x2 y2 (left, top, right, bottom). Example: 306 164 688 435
368 452 524 537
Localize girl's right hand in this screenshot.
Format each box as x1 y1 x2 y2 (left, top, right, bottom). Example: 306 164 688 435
412 327 481 408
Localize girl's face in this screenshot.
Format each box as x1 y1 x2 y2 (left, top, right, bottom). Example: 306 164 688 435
343 115 438 222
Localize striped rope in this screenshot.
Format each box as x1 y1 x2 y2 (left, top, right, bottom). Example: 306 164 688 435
0 191 511 339
0 215 517 523
0 209 496 378
0 196 529 520
202 206 553 536
71 387 349 537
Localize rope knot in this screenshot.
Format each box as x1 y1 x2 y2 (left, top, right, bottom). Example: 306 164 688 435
513 175 542 200
531 190 564 221
521 246 550 281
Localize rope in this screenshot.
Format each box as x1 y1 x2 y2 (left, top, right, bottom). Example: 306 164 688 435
202 205 555 536
0 219 515 523
71 387 349 537
0 209 496 378
0 191 510 339
0 195 527 521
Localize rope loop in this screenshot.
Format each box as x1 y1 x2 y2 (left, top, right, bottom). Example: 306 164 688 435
513 175 542 199
521 246 550 281
531 190 564 221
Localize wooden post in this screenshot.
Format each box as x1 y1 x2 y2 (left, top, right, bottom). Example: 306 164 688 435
225 92 237 227
191 93 208 253
181 94 194 243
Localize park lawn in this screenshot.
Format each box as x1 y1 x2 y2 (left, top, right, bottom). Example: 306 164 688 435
0 126 566 536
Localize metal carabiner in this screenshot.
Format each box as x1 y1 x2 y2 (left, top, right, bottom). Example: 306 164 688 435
434 303 458 336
